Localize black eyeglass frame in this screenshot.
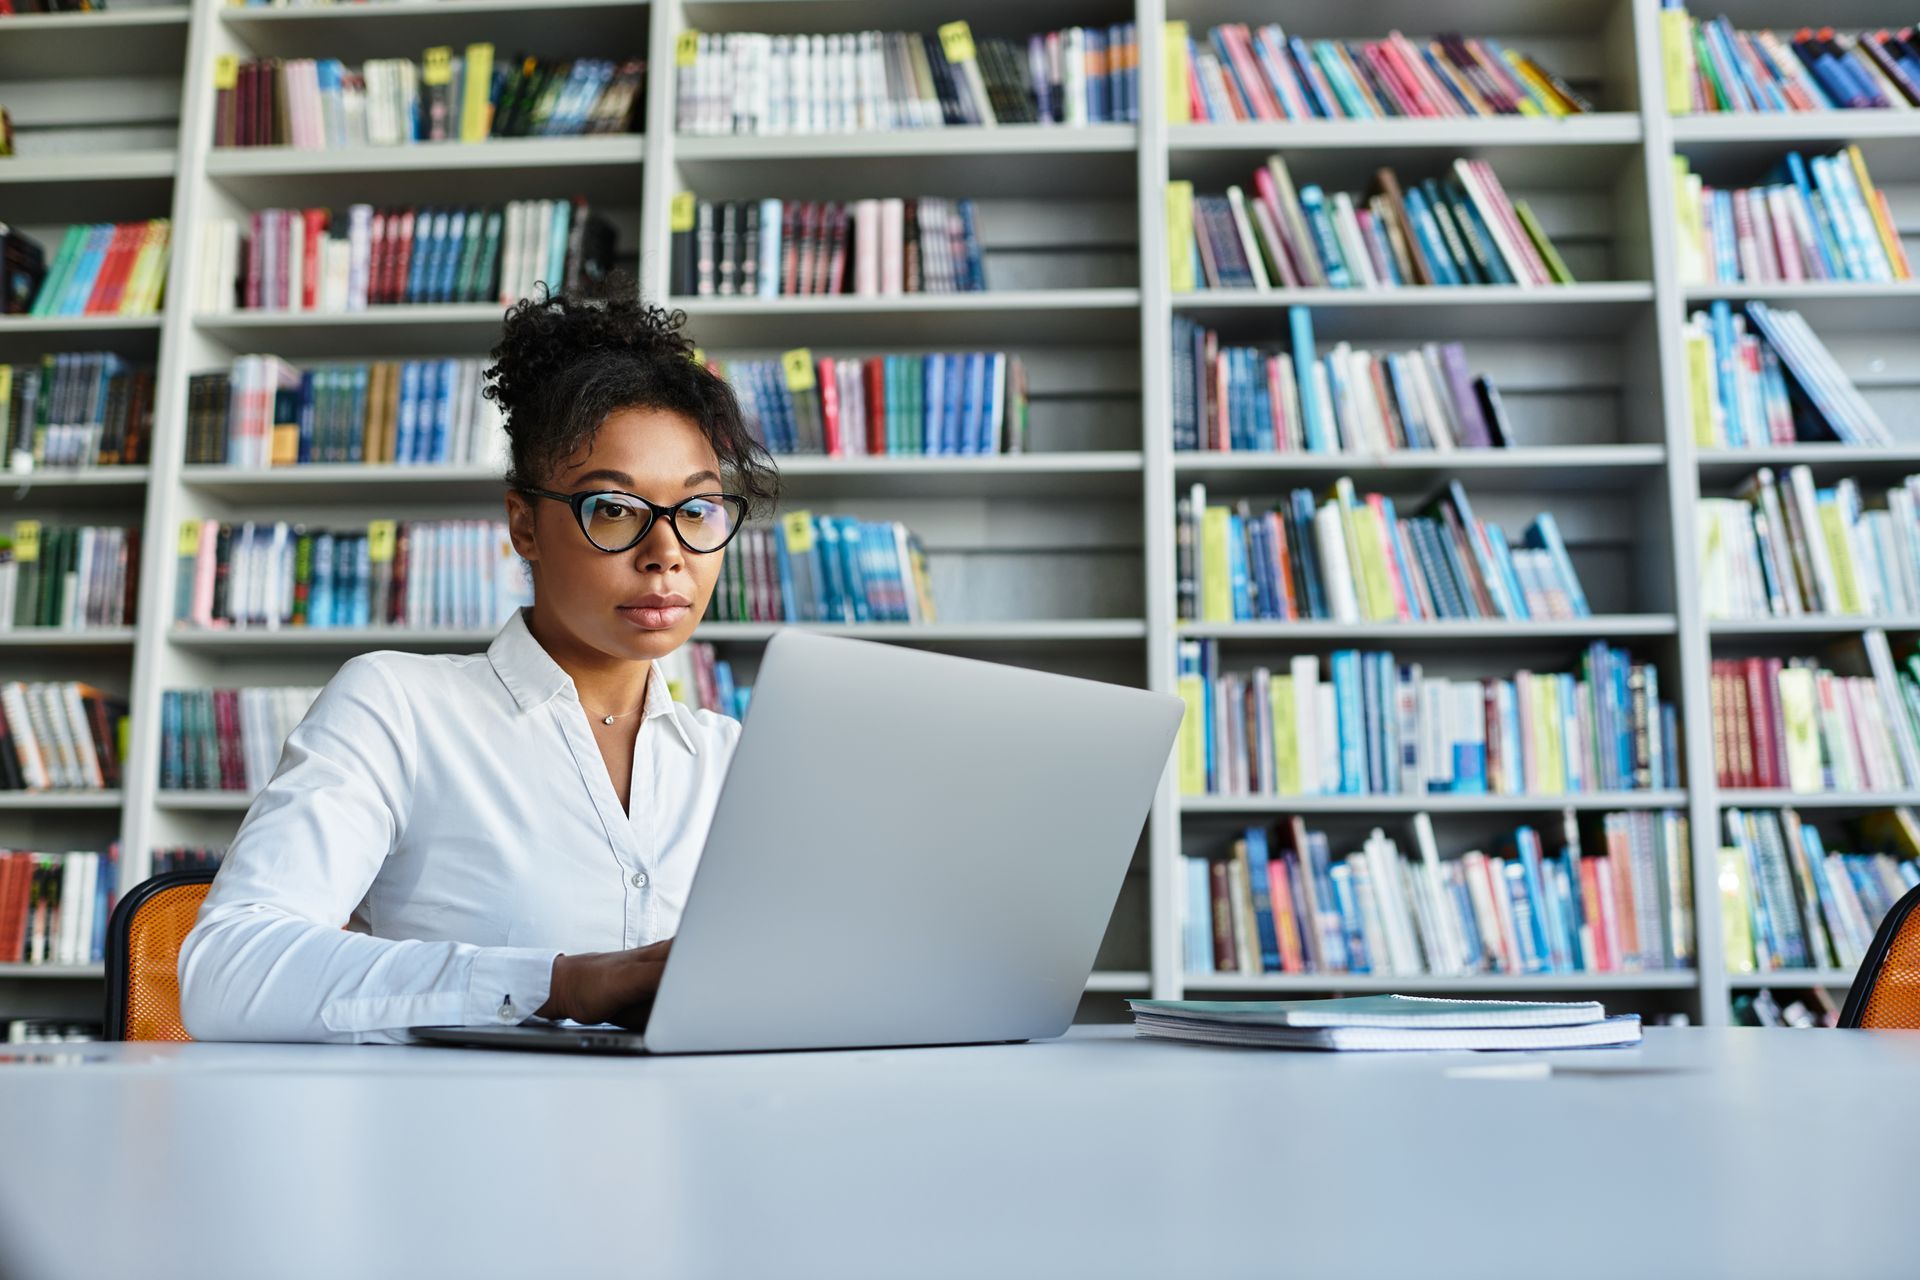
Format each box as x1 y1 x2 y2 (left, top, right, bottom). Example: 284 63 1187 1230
518 486 750 555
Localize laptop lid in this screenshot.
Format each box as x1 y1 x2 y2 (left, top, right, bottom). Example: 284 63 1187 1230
642 631 1182 1054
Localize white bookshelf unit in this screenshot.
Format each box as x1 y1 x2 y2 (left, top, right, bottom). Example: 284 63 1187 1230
6 0 1917 1027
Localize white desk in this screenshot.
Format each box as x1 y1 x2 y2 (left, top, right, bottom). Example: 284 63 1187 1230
0 1026 1913 1279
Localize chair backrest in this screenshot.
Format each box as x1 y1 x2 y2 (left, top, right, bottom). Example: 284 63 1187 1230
105 869 216 1041
1840 882 1920 1029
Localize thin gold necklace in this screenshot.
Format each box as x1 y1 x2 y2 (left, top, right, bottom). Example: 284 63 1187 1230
588 701 644 726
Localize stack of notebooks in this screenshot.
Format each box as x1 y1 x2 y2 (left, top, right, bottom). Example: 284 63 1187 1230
1174 310 1514 453
1683 301 1891 447
1661 9 1920 113
1169 157 1574 292
1673 147 1909 285
1172 23 1591 121
1128 995 1642 1051
676 24 1137 132
1 355 156 469
214 48 645 147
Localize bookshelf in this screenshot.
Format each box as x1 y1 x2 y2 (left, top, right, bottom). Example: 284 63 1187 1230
11 0 1920 1027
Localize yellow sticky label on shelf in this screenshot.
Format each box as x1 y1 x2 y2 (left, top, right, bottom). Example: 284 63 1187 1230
176 520 201 558
670 192 697 233
423 47 453 87
367 520 397 564
676 30 701 68
782 511 815 554
213 54 240 91
938 20 977 64
781 348 816 391
12 520 39 564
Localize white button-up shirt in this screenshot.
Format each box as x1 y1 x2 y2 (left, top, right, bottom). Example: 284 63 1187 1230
178 607 741 1044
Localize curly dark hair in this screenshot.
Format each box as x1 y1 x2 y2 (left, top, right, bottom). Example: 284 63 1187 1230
483 273 779 514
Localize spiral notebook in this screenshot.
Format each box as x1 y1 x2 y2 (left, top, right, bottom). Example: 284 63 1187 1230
1127 995 1642 1051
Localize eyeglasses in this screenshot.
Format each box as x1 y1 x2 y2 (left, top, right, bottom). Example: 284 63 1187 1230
519 487 749 555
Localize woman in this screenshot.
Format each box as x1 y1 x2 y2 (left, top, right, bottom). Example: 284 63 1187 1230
178 284 779 1043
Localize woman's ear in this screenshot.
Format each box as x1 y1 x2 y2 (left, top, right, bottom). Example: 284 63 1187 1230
505 490 540 563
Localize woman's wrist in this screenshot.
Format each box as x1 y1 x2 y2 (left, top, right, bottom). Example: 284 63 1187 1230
536 953 572 1020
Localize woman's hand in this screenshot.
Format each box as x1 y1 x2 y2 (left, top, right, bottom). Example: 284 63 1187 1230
536 940 672 1030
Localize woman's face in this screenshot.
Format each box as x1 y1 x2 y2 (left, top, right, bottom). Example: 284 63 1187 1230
507 407 730 663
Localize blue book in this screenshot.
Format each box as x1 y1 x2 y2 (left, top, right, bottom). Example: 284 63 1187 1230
1226 513 1250 620
1328 864 1369 973
1707 300 1744 447
394 362 421 464
772 533 798 621
1244 828 1282 972
405 208 437 303
1401 187 1461 286
813 518 846 621
922 356 945 454
1184 857 1213 973
1503 861 1546 972
1296 186 1352 287
836 517 871 623
1810 155 1869 281
1783 152 1842 279
91 852 112 962
352 534 372 627
310 533 335 629
1330 649 1366 793
1311 41 1374 118
1483 524 1531 622
1526 512 1589 616
1287 307 1332 450
1515 828 1564 973
961 352 988 454
1282 36 1331 117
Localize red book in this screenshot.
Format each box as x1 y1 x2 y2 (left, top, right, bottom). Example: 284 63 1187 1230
1220 25 1281 120
302 208 327 309
1266 853 1303 972
863 359 886 454
389 208 416 305
367 211 390 306
1208 859 1233 971
779 202 800 297
0 854 24 964
817 356 840 456
1578 856 1612 971
82 223 139 314
793 203 816 297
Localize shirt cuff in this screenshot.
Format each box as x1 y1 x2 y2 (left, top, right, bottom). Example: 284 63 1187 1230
466 946 561 1026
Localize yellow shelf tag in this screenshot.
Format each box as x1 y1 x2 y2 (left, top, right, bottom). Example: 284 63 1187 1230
676 30 701 68
781 348 816 391
367 520 398 565
423 47 453 87
13 520 39 565
670 191 697 233
938 20 977 64
214 54 240 91
782 511 815 555
176 520 201 559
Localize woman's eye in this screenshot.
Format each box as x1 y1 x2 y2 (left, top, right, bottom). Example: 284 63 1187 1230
681 504 712 522
596 502 636 521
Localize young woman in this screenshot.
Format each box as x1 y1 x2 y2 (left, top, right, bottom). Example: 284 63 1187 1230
178 285 779 1043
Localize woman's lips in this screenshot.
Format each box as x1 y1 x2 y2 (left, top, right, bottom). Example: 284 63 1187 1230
618 602 690 630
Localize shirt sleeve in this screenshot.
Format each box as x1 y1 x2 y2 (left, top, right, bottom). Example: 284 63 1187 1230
177 654 559 1045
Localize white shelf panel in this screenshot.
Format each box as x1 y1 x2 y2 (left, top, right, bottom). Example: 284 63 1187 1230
206 136 644 179
1175 446 1666 491
0 964 106 980
699 620 1148 644
1173 284 1654 338
0 152 176 186
205 136 646 207
1719 791 1920 810
220 0 649 62
0 791 122 811
0 7 188 78
669 290 1142 347
1696 446 1920 485
677 125 1136 161
1180 791 1689 817
1171 115 1642 152
1709 617 1920 639
181 464 508 505
169 627 497 655
1672 113 1920 145
0 628 136 651
0 467 152 491
193 305 509 359
0 315 162 337
771 452 1144 499
1179 971 1699 993
1178 616 1676 643
1727 970 1858 990
1084 971 1150 994
155 791 252 812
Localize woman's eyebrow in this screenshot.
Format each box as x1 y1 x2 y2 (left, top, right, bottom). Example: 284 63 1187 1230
685 469 721 487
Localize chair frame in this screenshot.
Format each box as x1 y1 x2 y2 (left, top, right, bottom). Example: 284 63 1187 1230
104 868 217 1041
1839 882 1920 1029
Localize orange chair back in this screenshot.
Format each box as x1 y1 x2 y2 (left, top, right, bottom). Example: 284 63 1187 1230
105 870 216 1041
1841 883 1920 1029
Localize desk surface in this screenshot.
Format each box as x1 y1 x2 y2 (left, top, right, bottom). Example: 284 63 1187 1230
0 1026 1914 1280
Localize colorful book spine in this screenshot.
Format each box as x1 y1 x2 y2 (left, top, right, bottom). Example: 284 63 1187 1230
1711 634 1920 793
158 687 322 793
0 846 119 966
707 512 936 625
1673 148 1911 285
1700 467 1920 619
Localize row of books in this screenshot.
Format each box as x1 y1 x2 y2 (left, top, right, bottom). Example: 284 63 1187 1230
1661 9 1920 113
1710 634 1920 792
3 524 140 630
1699 467 1920 619
675 25 1137 134
706 514 936 626
152 847 225 876
711 351 1028 457
670 197 984 298
1721 807 1919 976
1731 987 1835 1027
1 682 125 793
1177 480 1589 625
0 356 153 471
1172 23 1590 123
194 199 616 313
1674 148 1910 286
160 687 320 793
3 221 170 318
1175 641 1679 799
1184 810 1692 978
0 849 117 967
1173 311 1513 453
213 49 644 148
1170 158 1572 293
659 643 751 723
186 355 507 468
2 1021 101 1044
173 519 532 632
1683 301 1892 448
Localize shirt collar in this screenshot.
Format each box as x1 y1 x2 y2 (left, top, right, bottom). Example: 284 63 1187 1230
488 608 699 754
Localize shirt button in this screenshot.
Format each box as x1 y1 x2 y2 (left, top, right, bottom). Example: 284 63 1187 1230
630 872 648 888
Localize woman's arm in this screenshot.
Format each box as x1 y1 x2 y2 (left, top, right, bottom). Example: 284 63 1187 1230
177 655 559 1044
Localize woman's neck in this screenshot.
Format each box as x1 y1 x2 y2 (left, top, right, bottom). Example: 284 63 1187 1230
523 605 653 721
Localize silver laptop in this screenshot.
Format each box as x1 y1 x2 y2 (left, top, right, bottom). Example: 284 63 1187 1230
412 630 1182 1055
